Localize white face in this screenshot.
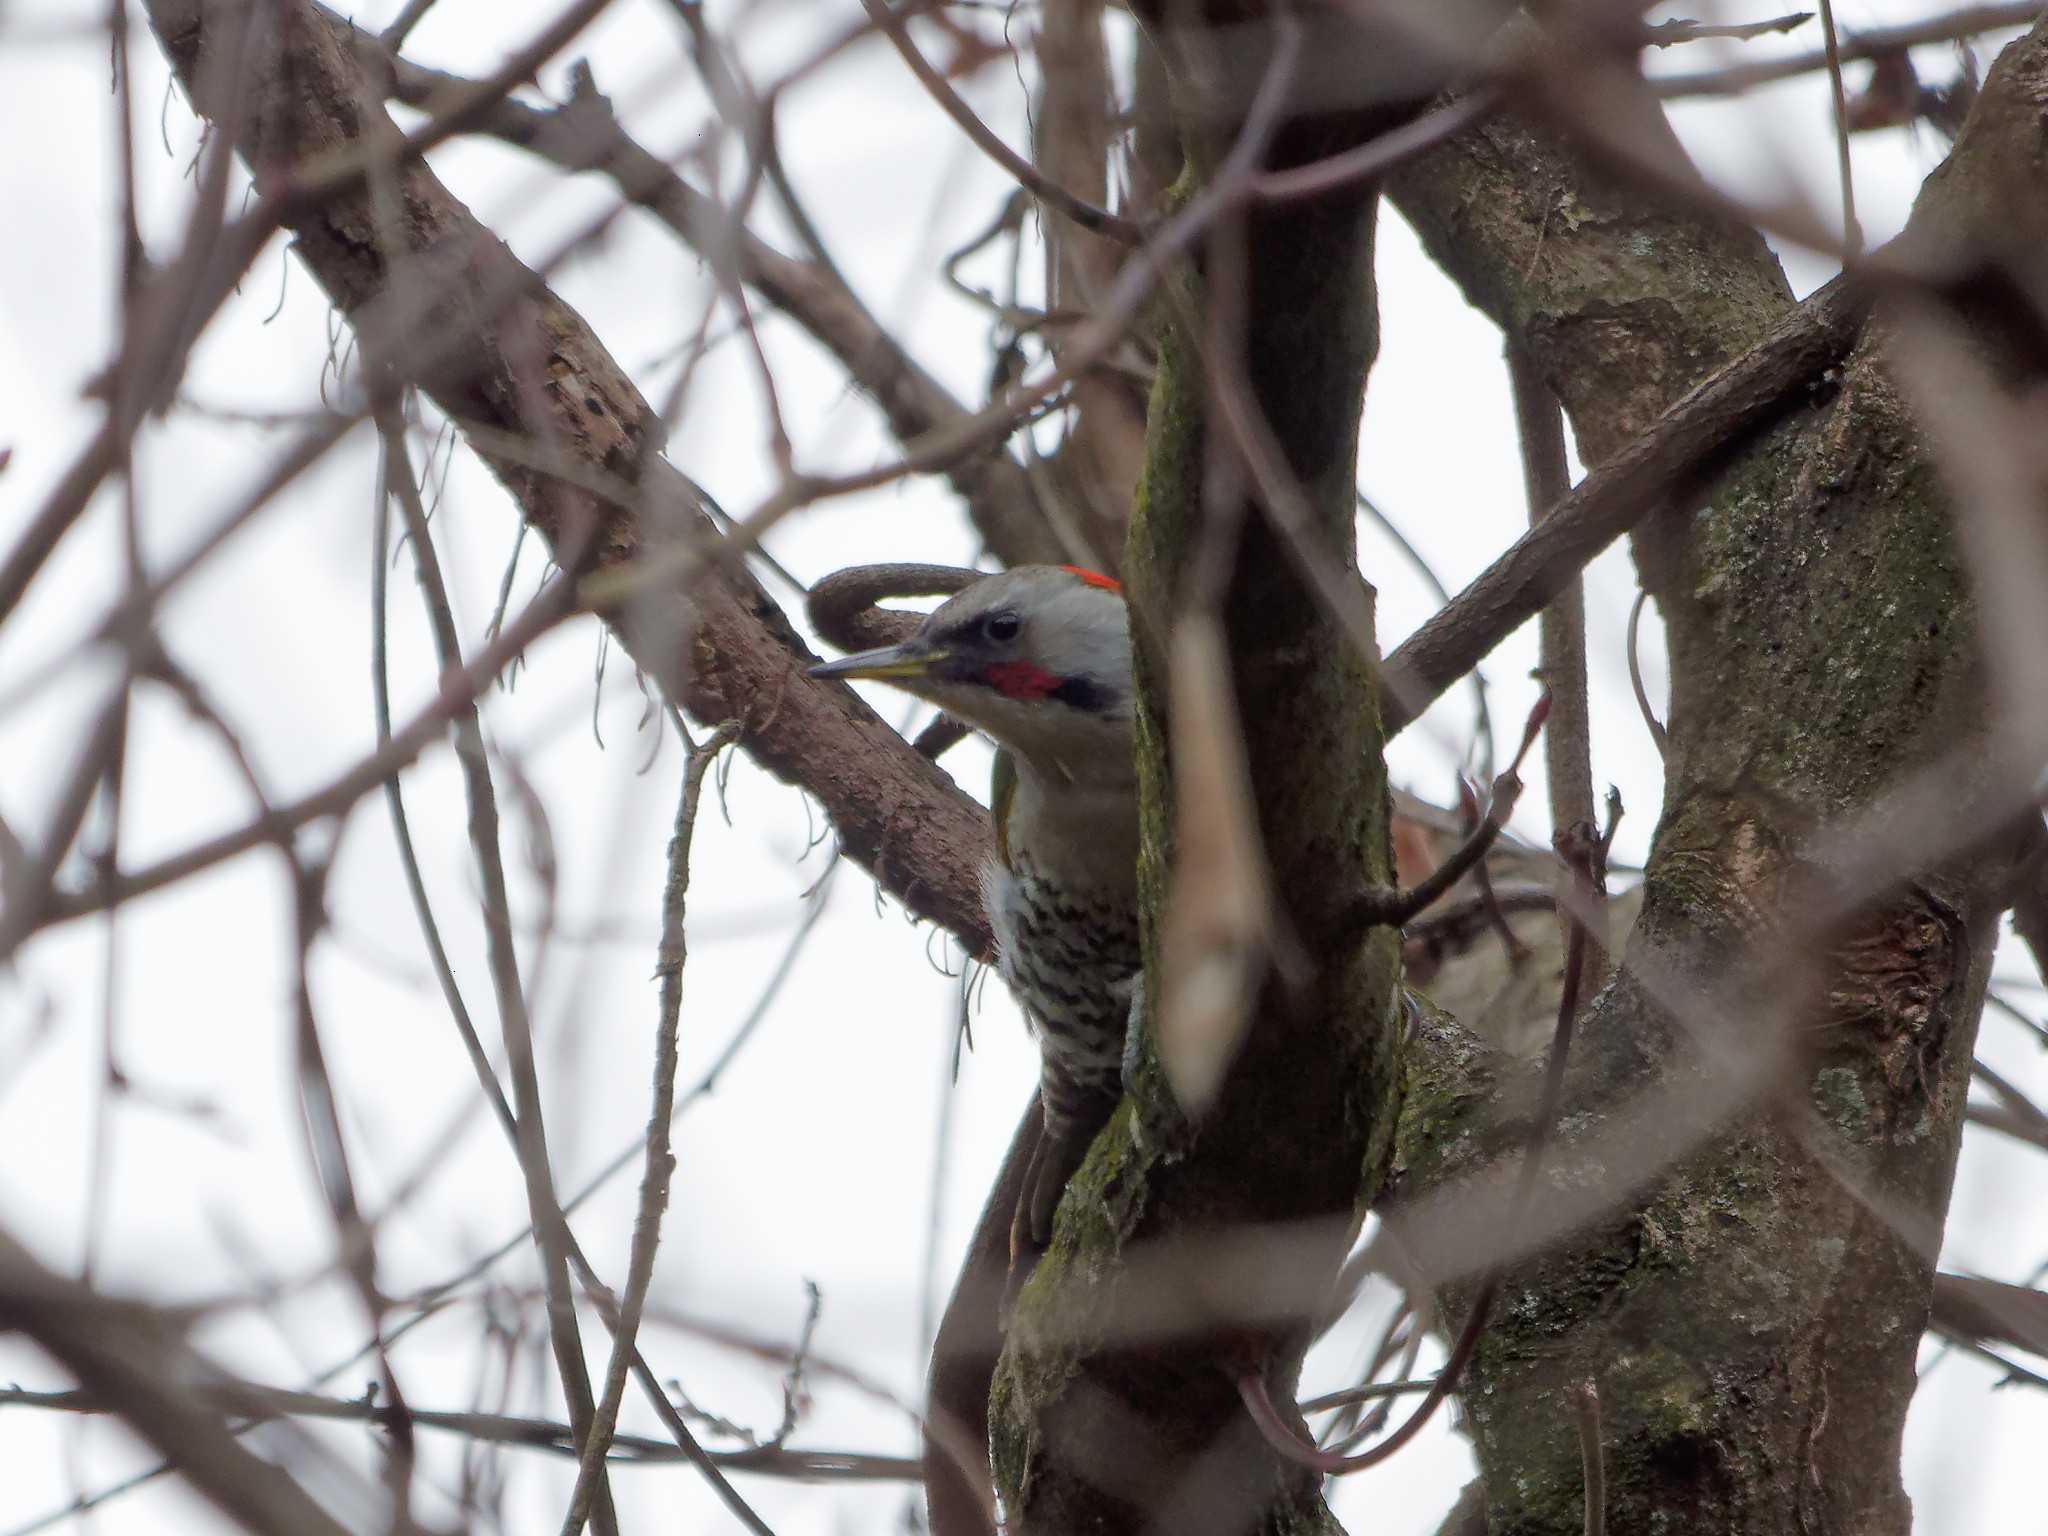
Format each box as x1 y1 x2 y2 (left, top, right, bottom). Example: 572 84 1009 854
896 569 1135 785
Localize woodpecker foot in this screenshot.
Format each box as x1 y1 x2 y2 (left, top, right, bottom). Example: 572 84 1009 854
1002 1209 1042 1319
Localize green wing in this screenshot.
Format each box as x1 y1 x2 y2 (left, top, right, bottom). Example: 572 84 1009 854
990 745 1018 871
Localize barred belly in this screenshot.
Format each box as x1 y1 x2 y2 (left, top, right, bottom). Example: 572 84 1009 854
982 853 1140 1140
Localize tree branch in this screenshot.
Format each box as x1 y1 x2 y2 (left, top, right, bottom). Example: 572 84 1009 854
142 0 1000 967
0 1380 918 1482
368 33 1063 567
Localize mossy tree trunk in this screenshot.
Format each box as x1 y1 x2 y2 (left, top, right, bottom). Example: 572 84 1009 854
985 18 1438 1534
996 13 2047 1534
1377 25 2048 1534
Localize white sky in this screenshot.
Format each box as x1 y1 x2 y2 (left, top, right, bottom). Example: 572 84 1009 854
0 2 2043 1533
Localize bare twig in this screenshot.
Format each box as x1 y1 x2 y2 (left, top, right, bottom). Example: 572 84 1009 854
1381 275 1870 732
1297 1376 1436 1414
1252 88 1501 203
287 849 417 1519
561 722 736 1536
1641 13 1812 45
1348 694 1550 930
1652 1 2042 99
0 684 133 960
376 411 622 1536
1815 0 1862 255
1625 589 1668 756
0 1381 917 1481
858 0 1140 242
666 6 796 473
1508 343 1596 857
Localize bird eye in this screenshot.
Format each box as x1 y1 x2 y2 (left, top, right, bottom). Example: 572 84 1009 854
983 611 1022 643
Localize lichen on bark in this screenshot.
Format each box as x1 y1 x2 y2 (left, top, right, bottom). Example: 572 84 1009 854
987 37 1419 1534
1370 24 2048 1530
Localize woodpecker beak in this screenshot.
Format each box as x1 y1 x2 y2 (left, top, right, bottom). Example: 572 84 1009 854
808 642 947 683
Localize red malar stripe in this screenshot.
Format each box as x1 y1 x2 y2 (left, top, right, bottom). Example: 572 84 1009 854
983 660 1061 700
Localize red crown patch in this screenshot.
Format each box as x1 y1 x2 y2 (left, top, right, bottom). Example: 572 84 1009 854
1061 565 1122 594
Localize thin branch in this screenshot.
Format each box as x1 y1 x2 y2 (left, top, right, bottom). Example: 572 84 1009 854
1296 1376 1437 1414
665 7 796 473
0 682 133 960
561 722 736 1536
1251 88 1501 203
1348 694 1549 930
1815 0 1862 255
1381 274 1870 733
1625 589 1668 756
0 1382 917 1481
1508 343 1597 857
376 410 622 1536
858 0 1140 242
287 851 417 1518
370 419 519 1146
1641 13 1812 45
1652 1 2043 99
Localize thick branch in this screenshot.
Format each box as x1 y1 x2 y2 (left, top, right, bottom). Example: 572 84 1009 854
144 0 998 960
1379 275 1867 729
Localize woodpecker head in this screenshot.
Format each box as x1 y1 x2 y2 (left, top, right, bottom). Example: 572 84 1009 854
809 565 1133 784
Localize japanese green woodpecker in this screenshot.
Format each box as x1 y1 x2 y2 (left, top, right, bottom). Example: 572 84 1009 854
809 565 1138 1255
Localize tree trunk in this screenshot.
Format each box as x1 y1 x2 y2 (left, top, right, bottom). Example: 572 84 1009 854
985 19 1425 1532
1380 25 2048 1532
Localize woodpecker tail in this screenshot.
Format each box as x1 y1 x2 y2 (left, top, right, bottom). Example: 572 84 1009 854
1009 1077 1121 1271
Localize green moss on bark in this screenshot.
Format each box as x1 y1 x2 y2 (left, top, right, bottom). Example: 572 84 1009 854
1373 25 2048 1530
989 83 1407 1536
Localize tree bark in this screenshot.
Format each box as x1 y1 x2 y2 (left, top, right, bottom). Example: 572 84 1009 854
985 18 1423 1531
1378 26 2048 1532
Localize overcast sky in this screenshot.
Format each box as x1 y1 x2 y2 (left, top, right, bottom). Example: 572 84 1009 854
1 2 2044 1532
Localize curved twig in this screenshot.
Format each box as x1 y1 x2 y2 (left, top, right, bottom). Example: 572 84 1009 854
858 0 1141 242
1625 588 1669 756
